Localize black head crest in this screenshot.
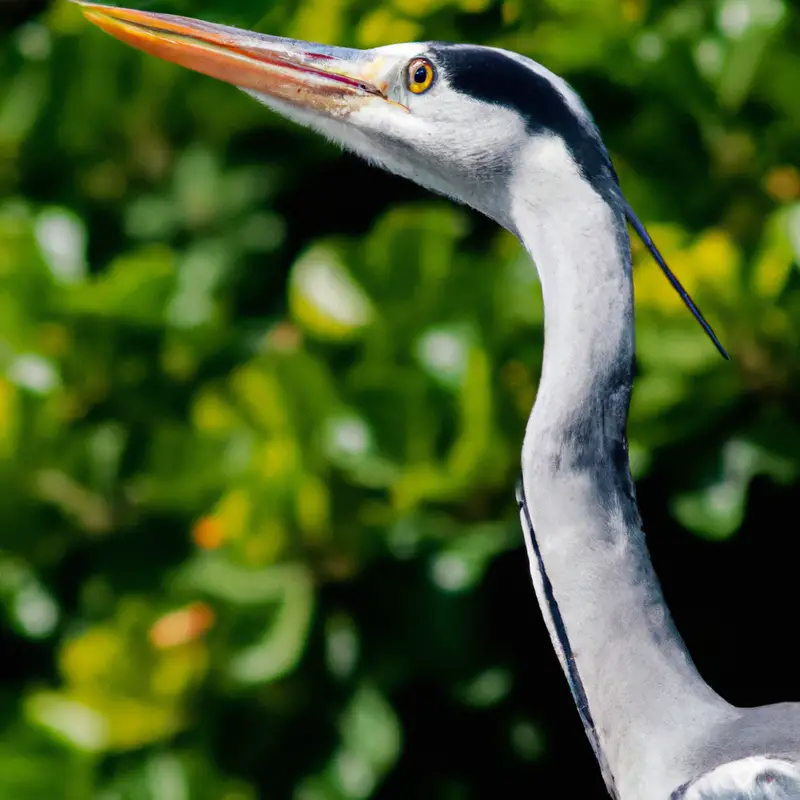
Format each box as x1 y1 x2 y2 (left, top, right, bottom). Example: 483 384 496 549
624 200 730 360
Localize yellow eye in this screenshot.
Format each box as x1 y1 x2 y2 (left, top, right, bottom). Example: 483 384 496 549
407 58 435 94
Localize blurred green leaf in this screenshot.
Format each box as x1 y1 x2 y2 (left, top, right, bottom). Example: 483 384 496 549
61 246 176 325
671 438 798 540
296 684 401 800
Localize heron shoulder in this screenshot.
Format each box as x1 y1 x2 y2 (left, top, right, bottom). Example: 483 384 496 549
672 757 800 799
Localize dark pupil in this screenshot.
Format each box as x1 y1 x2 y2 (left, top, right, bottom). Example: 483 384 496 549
413 65 429 84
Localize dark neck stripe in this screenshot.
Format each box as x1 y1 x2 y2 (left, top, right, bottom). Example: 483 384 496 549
516 480 619 798
428 45 619 204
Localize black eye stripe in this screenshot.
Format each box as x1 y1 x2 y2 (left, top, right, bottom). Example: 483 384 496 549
427 45 618 201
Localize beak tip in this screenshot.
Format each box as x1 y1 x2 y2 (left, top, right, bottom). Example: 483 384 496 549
72 3 391 119
71 1 107 24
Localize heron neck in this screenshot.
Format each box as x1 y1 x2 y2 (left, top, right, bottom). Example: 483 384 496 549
511 151 732 798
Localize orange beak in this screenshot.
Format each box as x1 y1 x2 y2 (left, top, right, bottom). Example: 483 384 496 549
74 2 397 116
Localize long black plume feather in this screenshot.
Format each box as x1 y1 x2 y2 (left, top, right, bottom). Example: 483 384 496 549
624 200 730 360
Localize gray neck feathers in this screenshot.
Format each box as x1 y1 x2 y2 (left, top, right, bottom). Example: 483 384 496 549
511 135 733 799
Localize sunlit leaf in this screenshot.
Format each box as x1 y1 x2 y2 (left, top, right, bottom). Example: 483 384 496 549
25 692 108 753
751 204 798 299
34 207 87 284
289 244 375 341
226 566 315 685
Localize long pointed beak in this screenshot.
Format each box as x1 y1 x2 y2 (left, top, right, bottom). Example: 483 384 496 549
74 2 401 117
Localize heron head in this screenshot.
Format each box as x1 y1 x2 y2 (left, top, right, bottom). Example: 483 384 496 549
75 2 728 358
73 2 617 230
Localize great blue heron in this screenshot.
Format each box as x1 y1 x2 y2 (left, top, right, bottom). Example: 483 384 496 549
76 3 800 797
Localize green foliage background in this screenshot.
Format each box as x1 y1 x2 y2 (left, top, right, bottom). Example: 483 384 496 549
2 0 800 797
